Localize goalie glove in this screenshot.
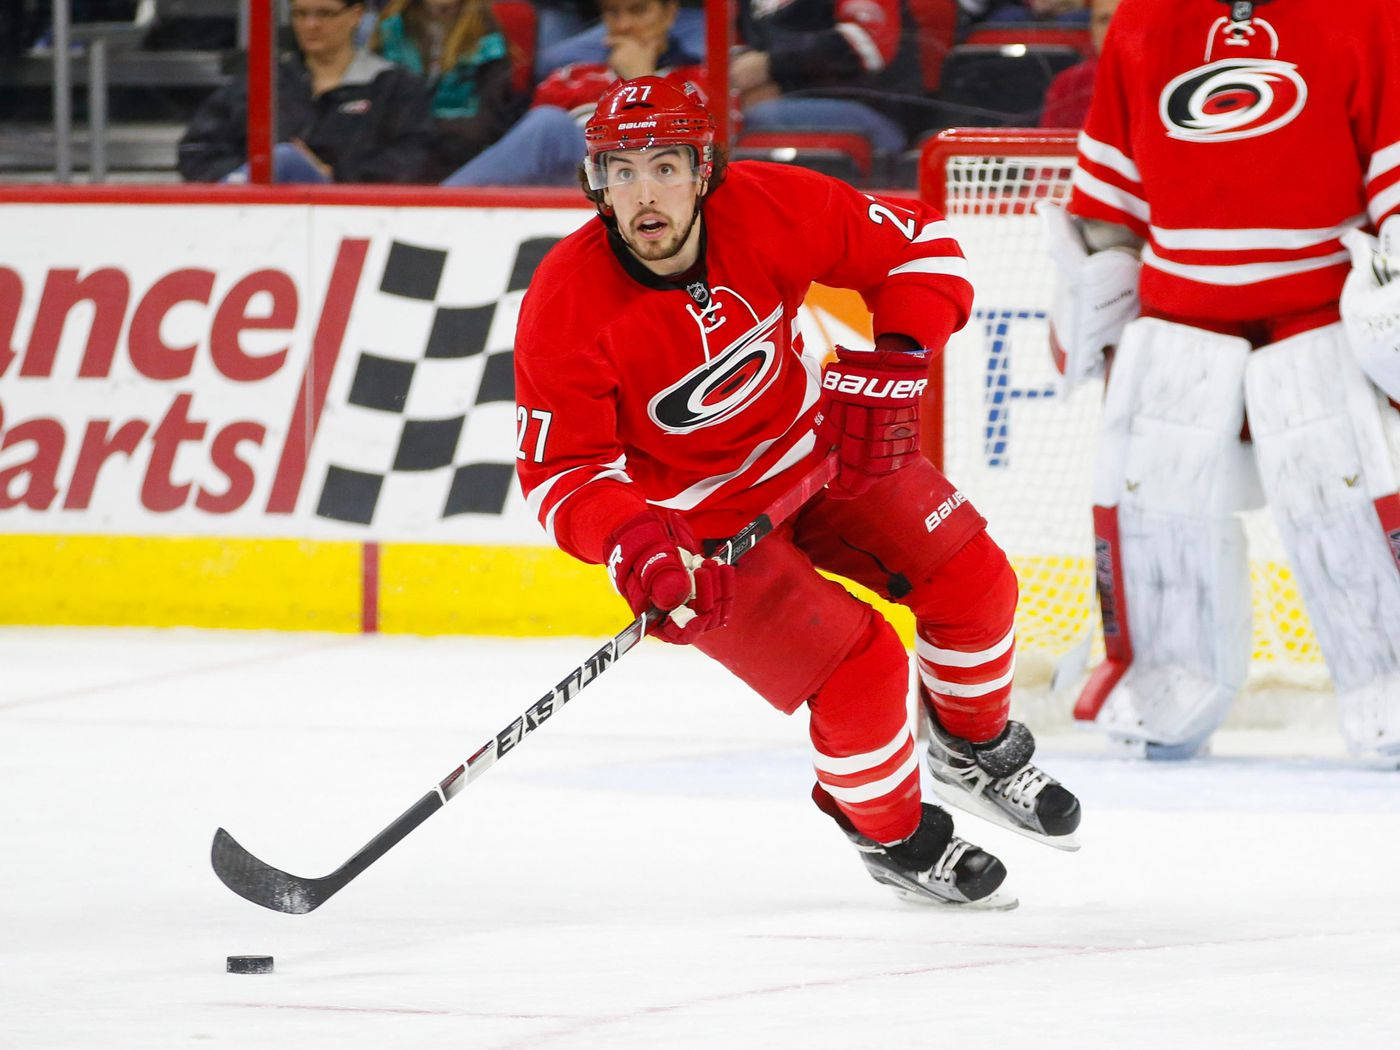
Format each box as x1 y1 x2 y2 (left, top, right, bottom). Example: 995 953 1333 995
814 340 929 500
1341 216 1400 401
605 509 734 645
1041 202 1141 392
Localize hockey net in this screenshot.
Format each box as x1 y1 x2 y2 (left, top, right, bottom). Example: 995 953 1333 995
919 129 1330 714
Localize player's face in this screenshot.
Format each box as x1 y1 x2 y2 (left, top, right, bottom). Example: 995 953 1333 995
602 147 705 274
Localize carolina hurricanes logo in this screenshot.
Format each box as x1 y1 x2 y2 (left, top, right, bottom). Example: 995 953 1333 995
648 293 783 433
1159 58 1306 142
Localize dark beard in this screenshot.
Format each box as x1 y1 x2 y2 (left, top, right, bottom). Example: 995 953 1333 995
624 200 702 264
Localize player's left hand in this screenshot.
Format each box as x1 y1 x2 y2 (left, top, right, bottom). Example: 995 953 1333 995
814 341 930 499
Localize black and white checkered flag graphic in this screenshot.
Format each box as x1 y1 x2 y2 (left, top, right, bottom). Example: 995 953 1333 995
314 236 558 527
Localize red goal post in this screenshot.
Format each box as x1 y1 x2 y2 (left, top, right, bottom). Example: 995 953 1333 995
915 128 1328 701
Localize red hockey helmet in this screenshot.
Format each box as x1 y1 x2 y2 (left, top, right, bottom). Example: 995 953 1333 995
584 76 716 191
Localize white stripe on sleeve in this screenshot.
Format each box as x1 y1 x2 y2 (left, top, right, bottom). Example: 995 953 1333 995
1077 131 1142 185
835 22 886 73
1366 139 1400 186
1071 165 1150 223
1369 179 1400 226
888 255 972 281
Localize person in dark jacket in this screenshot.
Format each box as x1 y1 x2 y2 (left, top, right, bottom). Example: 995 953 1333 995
177 0 435 183
371 0 526 181
731 0 922 157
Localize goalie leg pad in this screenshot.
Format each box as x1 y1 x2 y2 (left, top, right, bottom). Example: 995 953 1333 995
1244 323 1400 758
1083 318 1256 749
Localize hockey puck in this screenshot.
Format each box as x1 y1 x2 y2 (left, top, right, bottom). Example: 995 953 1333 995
226 955 274 974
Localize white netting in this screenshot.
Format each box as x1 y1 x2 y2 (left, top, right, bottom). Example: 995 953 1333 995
933 140 1330 705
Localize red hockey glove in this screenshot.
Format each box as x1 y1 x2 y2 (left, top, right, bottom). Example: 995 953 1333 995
814 343 930 499
605 509 735 645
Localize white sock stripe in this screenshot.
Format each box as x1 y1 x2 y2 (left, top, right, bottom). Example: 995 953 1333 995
816 751 920 804
812 728 912 776
919 661 1016 698
915 625 1015 668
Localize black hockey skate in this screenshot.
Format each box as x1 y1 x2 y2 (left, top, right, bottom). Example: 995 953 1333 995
923 711 1082 851
815 788 1017 910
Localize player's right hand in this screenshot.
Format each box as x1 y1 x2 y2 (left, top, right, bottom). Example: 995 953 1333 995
605 510 734 644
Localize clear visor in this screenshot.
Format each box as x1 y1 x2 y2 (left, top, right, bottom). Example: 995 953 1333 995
585 145 701 191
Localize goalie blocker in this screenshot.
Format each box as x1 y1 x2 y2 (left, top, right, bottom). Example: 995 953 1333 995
1076 317 1400 760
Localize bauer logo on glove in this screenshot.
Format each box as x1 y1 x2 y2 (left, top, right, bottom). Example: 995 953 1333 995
815 341 931 499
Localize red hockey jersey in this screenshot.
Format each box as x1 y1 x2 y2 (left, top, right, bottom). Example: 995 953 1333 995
533 61 704 121
1069 0 1400 326
514 161 973 564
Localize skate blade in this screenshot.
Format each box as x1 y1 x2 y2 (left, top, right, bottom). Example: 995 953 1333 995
926 777 1081 852
891 885 1020 911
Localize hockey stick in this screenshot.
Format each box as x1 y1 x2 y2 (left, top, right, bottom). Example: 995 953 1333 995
211 454 838 914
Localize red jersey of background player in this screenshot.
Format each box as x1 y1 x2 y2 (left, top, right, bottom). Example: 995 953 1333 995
534 62 704 120
514 160 973 561
1070 0 1400 327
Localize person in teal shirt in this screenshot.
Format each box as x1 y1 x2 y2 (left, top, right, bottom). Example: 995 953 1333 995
372 0 525 180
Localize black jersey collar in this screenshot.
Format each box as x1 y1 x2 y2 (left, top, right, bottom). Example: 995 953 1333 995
606 219 709 301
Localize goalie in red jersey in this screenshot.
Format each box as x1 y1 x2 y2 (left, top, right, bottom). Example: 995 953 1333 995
513 76 1082 907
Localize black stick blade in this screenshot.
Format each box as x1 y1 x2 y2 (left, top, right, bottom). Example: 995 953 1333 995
211 828 340 914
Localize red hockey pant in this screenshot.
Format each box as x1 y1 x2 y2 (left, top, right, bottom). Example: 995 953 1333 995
695 459 1018 845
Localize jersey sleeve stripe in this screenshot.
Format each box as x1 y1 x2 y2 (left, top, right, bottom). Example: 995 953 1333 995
524 455 628 518
913 219 957 243
1149 216 1364 251
1071 165 1150 223
1077 130 1142 185
540 465 633 542
835 22 888 73
1141 245 1350 286
1366 139 1400 186
888 256 972 281
1369 178 1400 226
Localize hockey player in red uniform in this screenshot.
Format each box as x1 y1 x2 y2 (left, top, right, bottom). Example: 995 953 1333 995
514 76 1083 907
1043 0 1400 760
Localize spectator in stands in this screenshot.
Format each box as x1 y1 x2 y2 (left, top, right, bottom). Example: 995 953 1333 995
440 0 698 186
177 0 435 183
533 0 705 82
958 0 1088 26
1037 0 1117 128
731 0 921 159
371 0 526 181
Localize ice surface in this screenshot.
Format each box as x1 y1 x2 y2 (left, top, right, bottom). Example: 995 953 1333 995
2 627 1398 1049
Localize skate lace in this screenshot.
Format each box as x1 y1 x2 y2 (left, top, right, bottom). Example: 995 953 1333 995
930 836 972 883
993 765 1049 809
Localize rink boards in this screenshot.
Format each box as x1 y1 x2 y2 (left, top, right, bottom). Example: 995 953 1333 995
0 187 896 635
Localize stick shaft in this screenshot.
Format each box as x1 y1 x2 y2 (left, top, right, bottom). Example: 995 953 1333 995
212 455 836 912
